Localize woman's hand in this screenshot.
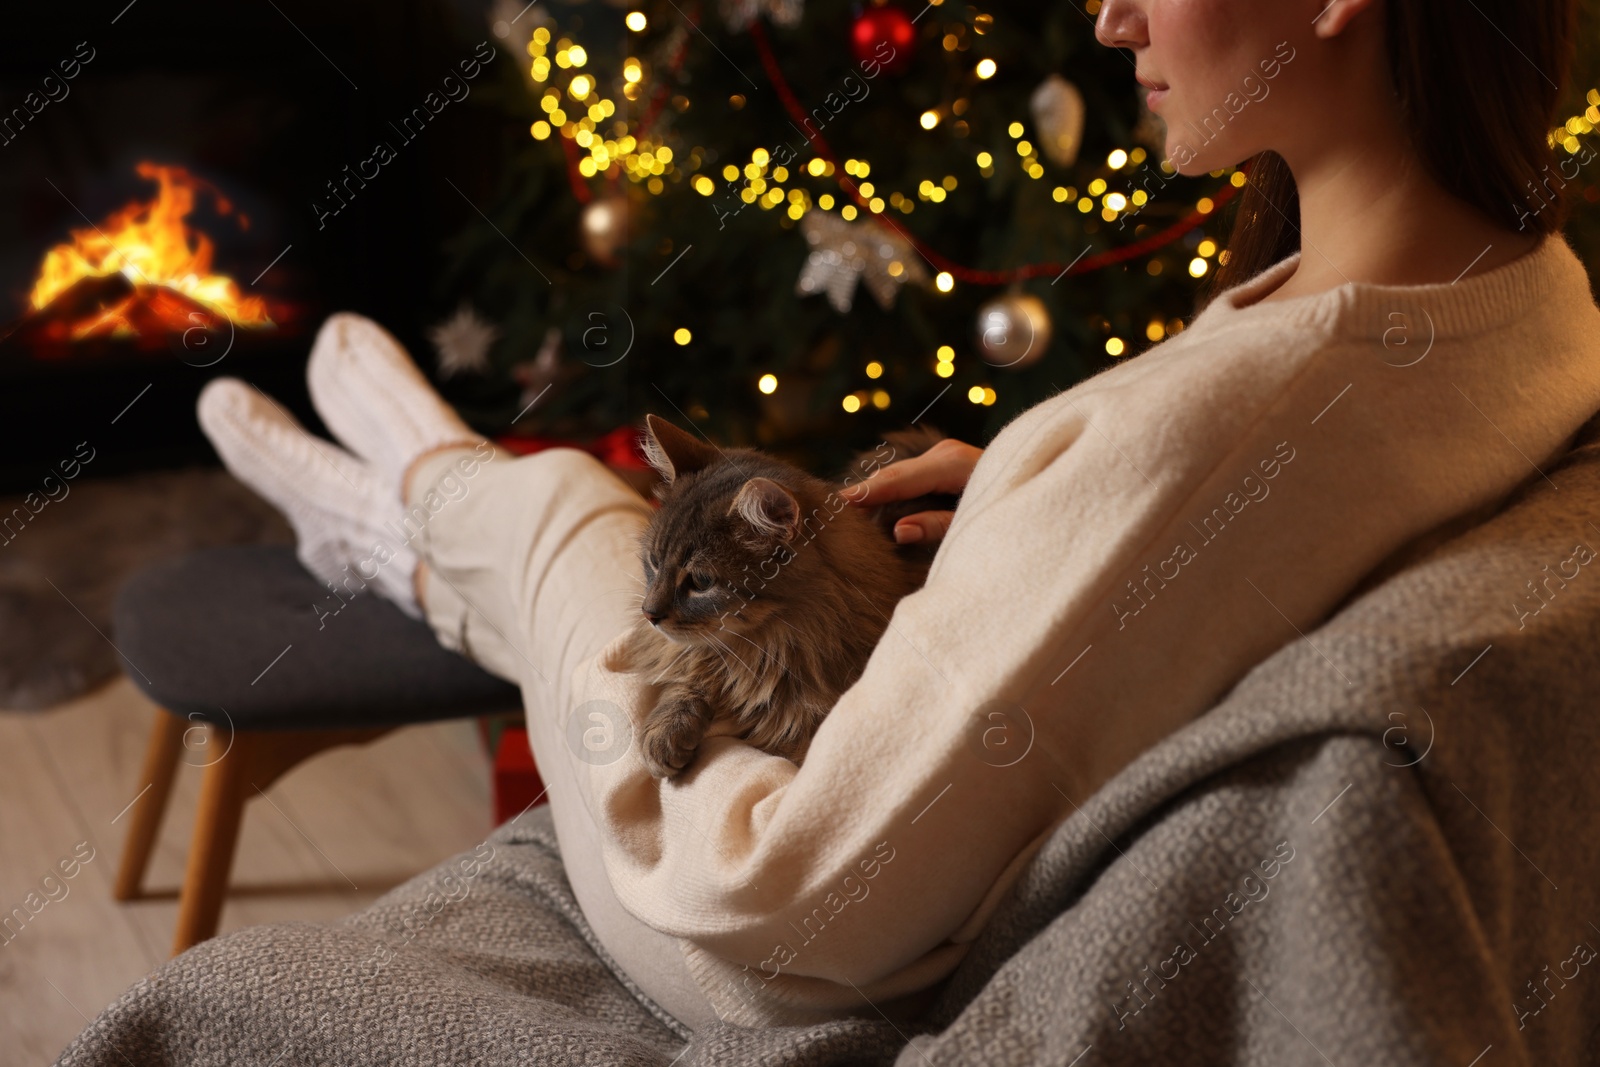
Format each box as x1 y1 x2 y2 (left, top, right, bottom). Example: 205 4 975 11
839 437 983 544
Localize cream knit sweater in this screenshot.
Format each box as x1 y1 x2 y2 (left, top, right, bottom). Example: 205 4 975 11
575 233 1600 1026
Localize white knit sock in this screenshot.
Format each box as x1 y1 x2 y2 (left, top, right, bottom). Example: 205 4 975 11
197 378 423 618
306 313 488 494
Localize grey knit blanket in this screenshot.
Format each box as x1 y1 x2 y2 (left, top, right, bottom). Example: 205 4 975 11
57 424 1600 1066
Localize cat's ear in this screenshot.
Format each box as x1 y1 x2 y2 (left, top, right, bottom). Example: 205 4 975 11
641 414 721 485
730 477 801 542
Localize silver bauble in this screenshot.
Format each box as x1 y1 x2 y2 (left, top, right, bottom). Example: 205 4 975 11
1029 75 1086 168
976 293 1052 369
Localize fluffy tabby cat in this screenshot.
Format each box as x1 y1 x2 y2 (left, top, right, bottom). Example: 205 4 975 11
625 414 959 778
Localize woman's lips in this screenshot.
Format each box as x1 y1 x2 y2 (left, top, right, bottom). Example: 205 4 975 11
1137 74 1170 109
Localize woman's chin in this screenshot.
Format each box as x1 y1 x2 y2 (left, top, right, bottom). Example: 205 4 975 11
1164 138 1246 180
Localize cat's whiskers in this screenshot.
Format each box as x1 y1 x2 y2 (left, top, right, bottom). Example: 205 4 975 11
723 623 830 702
644 638 697 687
721 623 784 672
700 634 737 676
706 632 755 675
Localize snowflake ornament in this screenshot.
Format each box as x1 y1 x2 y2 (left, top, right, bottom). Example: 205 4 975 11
428 304 500 379
795 212 929 314
721 0 804 31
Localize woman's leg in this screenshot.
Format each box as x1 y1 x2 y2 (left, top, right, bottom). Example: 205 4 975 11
197 313 717 1028
402 442 720 1031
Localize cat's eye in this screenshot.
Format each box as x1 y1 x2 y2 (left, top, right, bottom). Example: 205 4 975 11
687 571 715 592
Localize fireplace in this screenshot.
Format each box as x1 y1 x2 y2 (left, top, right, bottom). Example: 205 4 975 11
0 0 493 491
15 162 290 351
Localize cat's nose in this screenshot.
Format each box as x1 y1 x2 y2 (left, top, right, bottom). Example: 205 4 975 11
643 607 666 625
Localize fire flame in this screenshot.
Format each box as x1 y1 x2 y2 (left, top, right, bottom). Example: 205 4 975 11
27 162 272 336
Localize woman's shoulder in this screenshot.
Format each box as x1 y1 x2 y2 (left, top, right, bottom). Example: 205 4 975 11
1216 232 1600 347
979 286 1346 462
973 234 1600 506
1038 232 1597 413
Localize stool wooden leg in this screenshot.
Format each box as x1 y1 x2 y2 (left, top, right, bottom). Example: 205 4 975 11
166 727 392 956
171 730 256 956
247 728 395 792
113 709 188 901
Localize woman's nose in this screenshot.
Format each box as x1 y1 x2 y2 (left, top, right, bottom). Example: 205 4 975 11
1095 0 1148 50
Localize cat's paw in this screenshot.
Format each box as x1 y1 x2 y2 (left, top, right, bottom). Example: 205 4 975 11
639 696 712 778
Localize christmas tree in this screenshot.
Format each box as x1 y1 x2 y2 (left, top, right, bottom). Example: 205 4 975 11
435 0 1600 470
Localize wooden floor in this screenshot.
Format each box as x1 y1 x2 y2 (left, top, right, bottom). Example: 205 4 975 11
0 677 492 1066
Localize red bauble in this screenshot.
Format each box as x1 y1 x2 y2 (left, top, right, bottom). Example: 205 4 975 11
850 5 915 73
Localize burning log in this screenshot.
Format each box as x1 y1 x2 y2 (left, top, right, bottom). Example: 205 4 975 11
6 162 279 359
3 275 222 358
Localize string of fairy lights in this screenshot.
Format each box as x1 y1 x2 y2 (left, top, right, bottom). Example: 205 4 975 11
521 11 1600 417
1552 88 1600 156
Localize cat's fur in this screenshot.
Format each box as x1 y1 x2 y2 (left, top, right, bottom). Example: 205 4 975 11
623 414 959 778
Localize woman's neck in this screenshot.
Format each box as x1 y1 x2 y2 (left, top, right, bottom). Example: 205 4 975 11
1256 119 1542 305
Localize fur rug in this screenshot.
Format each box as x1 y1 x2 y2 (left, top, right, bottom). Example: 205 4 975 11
0 467 291 710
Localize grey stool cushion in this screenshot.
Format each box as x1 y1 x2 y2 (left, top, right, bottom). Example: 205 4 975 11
112 545 521 731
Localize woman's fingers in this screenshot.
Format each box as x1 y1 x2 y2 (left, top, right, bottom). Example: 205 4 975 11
892 510 956 544
840 438 983 505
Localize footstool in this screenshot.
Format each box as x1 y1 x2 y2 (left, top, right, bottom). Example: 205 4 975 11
108 545 523 954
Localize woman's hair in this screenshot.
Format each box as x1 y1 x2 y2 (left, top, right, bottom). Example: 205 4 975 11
1204 0 1580 299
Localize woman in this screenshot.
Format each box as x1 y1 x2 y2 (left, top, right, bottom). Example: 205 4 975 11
195 0 1596 1034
